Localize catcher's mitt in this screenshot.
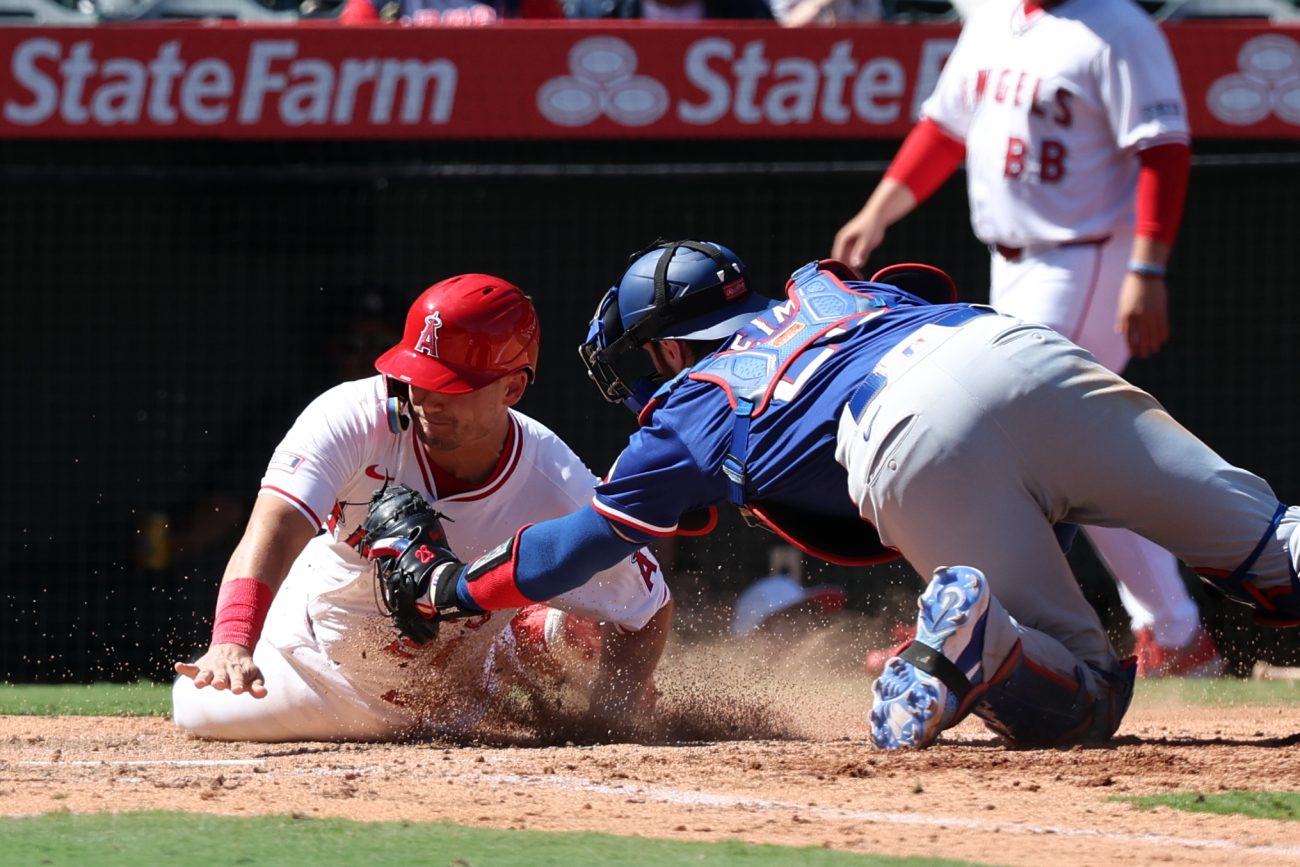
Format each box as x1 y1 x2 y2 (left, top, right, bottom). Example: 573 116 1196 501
352 483 468 644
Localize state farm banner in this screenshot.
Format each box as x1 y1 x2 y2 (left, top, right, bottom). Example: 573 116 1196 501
1 22 1297 140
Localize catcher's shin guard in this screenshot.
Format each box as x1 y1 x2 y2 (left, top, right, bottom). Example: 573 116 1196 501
1195 503 1300 627
972 652 1136 747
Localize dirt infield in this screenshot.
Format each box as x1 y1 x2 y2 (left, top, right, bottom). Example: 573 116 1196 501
3 632 1300 866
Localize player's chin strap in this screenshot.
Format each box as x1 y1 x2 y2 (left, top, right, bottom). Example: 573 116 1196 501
385 378 411 433
386 398 409 433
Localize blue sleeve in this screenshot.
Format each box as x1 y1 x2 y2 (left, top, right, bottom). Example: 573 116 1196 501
592 387 732 536
456 505 642 607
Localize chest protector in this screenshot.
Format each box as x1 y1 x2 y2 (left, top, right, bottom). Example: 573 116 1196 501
641 259 902 566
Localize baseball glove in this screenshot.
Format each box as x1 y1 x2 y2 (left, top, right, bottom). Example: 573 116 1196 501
352 483 466 644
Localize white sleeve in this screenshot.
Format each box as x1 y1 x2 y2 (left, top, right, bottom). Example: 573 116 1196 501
259 382 373 529
1099 21 1189 151
548 547 671 633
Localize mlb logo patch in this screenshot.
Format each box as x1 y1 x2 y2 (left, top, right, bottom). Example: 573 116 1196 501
268 451 307 474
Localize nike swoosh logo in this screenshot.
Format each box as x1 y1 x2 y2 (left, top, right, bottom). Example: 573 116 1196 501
861 406 881 443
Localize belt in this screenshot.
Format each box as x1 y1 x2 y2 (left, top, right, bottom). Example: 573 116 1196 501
993 234 1112 262
846 306 989 422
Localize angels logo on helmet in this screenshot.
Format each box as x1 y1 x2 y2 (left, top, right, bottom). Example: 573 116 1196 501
416 311 444 359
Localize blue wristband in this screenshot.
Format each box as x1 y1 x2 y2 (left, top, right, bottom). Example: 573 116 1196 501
1128 260 1167 278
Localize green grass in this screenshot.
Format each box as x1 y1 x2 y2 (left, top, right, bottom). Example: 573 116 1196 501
1118 791 1300 822
1130 676 1300 707
1 676 1297 718
0 812 970 867
0 681 171 716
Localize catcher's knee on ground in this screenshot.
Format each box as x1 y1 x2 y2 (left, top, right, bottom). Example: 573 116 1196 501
971 650 1135 747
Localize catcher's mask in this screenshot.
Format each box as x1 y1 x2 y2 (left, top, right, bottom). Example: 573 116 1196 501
376 273 539 395
578 239 773 415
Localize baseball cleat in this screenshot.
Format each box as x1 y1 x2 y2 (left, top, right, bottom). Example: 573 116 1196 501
1133 625 1226 679
869 565 990 749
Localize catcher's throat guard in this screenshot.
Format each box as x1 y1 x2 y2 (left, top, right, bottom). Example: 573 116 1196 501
579 286 663 415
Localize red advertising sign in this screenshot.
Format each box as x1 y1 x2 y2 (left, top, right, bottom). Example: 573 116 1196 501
0 21 1296 139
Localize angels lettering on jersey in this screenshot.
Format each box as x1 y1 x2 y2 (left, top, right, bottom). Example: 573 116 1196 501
960 69 1074 128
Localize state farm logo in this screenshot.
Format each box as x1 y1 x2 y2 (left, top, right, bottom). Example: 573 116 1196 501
1207 34 1300 126
3 38 458 129
536 37 669 127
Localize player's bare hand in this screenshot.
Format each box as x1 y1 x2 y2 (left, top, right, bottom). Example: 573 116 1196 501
832 180 917 270
1116 272 1170 359
832 208 887 271
174 644 268 698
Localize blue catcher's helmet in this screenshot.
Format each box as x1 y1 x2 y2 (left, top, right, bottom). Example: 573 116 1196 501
579 239 774 415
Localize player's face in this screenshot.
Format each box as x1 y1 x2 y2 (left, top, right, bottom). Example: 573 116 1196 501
408 373 524 454
644 340 688 379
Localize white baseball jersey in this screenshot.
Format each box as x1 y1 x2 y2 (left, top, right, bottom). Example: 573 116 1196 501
922 0 1189 247
173 375 668 741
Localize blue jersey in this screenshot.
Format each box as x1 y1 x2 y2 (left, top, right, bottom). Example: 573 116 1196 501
591 263 993 560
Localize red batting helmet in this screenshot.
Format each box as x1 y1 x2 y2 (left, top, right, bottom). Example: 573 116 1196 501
375 274 540 394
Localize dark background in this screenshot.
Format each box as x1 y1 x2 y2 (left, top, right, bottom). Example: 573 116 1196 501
1 137 1297 682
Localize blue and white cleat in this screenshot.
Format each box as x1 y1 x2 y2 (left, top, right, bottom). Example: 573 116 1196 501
869 565 990 749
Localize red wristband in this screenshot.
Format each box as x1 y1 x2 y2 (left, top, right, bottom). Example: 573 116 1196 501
462 525 534 611
211 578 275 649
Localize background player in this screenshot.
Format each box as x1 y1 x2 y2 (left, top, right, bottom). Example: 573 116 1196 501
375 240 1300 751
830 0 1218 677
172 274 672 742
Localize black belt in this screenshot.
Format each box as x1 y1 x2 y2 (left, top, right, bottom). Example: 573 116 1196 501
993 234 1112 262
846 306 989 422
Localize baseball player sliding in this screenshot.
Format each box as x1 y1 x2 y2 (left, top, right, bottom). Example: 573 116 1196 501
832 0 1220 676
357 240 1300 751
172 275 671 742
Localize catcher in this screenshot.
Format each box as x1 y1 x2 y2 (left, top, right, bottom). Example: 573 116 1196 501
172 274 671 742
